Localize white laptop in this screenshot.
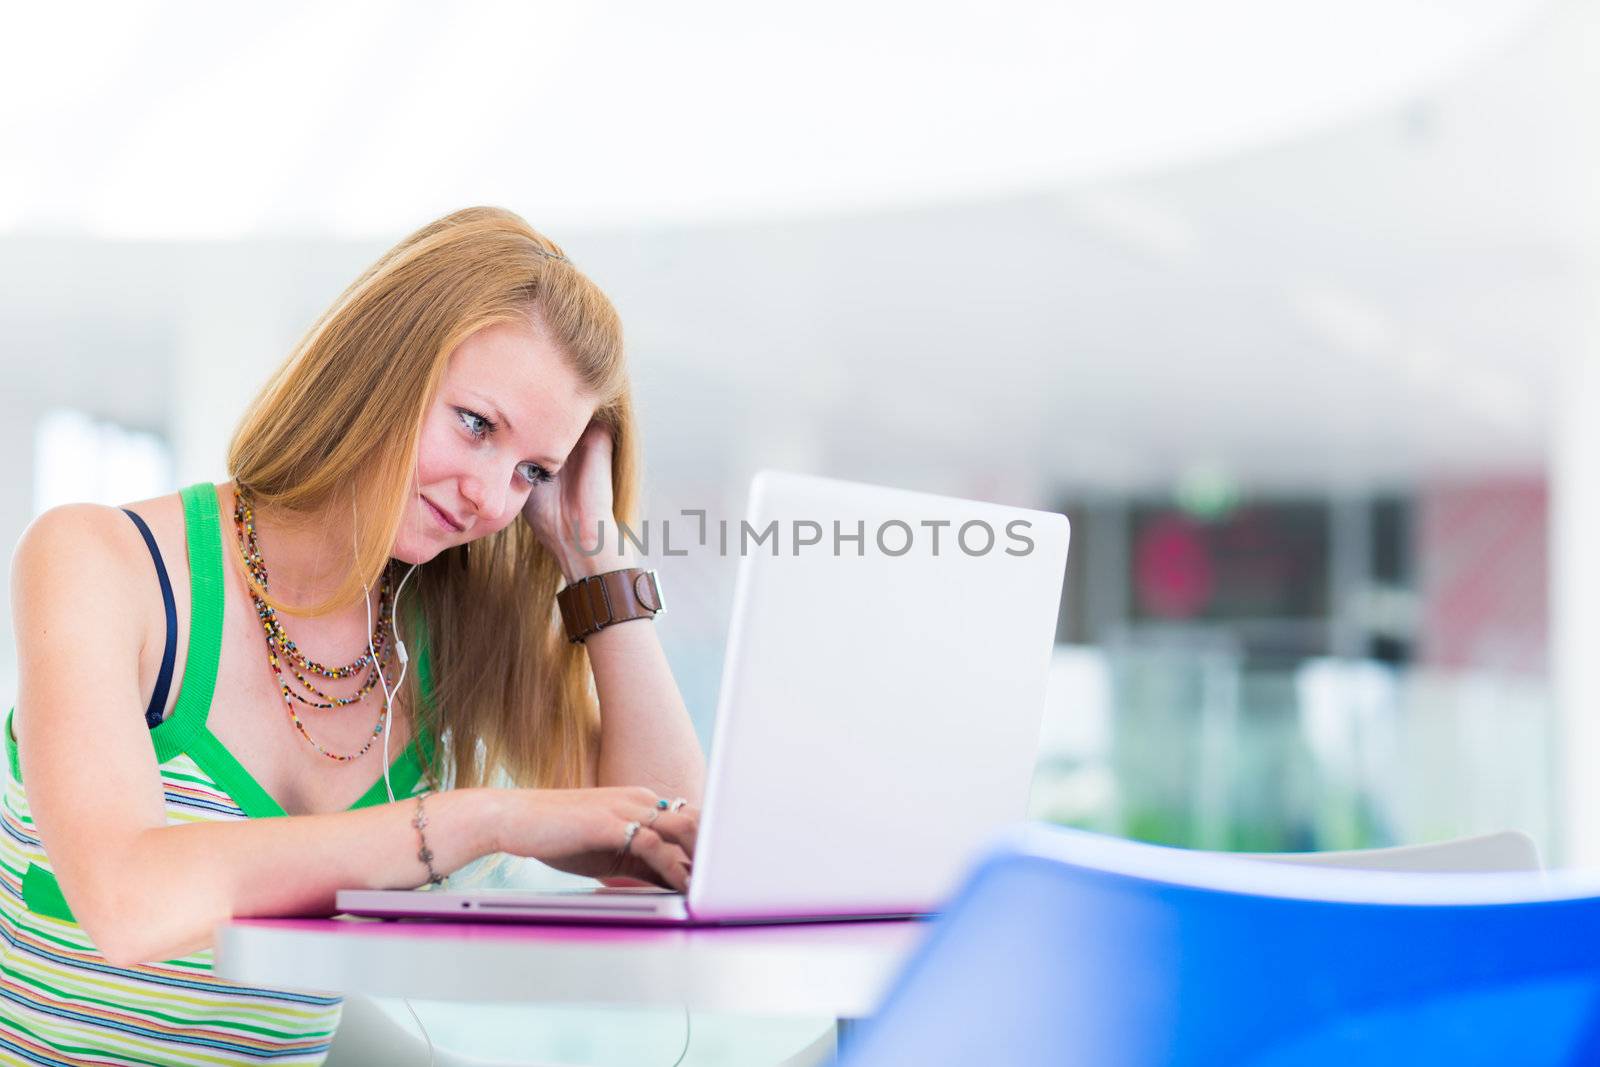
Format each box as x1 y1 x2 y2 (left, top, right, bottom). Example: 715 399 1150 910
338 470 1070 925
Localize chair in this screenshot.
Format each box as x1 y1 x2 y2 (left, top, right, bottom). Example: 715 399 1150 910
323 995 557 1066
1245 830 1542 873
837 825 1600 1066
325 997 836 1067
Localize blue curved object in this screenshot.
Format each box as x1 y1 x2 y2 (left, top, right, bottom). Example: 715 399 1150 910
839 825 1600 1066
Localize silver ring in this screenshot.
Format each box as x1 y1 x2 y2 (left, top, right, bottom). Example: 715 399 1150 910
647 808 664 827
669 797 688 813
621 820 642 855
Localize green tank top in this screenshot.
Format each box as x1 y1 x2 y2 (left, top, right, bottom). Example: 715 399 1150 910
0 482 436 1065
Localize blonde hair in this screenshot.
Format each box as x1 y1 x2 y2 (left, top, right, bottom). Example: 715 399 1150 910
228 206 636 790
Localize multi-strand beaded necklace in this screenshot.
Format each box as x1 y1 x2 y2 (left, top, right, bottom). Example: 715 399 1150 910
233 490 394 762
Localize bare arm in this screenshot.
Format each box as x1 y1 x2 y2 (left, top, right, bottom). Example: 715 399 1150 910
520 421 706 801
78 795 501 966
559 521 704 800
13 506 693 967
585 610 706 803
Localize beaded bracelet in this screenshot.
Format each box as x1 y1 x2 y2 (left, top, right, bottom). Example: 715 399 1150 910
412 794 446 888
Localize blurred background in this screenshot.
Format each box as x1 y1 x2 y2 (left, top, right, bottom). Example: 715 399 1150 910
4 0 1598 1061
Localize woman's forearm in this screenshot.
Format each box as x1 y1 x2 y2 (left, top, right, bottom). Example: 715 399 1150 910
75 787 503 966
585 618 706 802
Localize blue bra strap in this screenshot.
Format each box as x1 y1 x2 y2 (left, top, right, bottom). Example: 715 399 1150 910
122 509 178 729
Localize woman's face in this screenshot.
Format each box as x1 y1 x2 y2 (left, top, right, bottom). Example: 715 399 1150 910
392 314 598 564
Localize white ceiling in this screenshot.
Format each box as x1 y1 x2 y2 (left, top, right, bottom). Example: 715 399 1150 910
0 0 1590 499
0 0 1549 236
615 0 1592 497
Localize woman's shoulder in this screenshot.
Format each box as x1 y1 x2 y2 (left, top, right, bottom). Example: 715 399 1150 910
11 491 203 742
12 489 195 600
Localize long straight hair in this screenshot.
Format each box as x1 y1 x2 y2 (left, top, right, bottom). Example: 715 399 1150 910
228 206 636 789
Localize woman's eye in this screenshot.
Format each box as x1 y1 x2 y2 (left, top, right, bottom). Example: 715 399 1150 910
518 462 553 486
457 409 491 438
456 408 548 485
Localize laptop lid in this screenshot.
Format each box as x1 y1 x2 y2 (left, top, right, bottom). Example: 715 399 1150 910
687 471 1070 920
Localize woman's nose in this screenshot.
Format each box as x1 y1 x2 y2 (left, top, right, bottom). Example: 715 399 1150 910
459 476 489 516
459 474 509 525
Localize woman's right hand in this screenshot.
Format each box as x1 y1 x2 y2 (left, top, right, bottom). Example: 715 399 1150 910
494 786 698 892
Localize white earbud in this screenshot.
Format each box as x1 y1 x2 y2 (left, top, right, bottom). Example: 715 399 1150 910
367 560 419 804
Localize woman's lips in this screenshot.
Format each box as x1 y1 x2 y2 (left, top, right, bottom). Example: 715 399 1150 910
422 496 464 533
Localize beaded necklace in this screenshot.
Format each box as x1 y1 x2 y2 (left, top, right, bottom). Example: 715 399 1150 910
233 490 393 763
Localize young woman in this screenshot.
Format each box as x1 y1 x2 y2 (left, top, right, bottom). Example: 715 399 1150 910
1 206 705 1064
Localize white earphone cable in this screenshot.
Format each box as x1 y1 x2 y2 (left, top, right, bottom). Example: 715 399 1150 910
401 997 437 1067
366 560 419 804
354 500 431 1062
668 1006 692 1067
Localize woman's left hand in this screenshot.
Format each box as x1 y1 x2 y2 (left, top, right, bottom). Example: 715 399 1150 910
521 419 635 582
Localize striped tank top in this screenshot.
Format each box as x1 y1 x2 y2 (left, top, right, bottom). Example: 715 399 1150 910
0 483 436 1065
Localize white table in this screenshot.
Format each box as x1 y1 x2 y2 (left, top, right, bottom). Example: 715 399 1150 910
216 916 927 1047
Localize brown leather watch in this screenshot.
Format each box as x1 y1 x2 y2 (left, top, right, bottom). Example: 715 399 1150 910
557 567 665 644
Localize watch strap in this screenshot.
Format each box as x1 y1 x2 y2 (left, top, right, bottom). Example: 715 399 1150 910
557 567 665 644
